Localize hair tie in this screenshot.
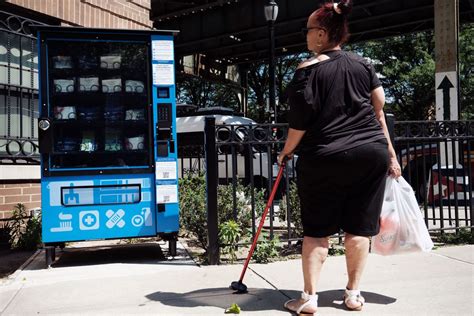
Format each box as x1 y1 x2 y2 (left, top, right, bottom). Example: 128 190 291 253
333 2 342 14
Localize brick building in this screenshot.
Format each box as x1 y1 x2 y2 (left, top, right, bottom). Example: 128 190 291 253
0 0 152 219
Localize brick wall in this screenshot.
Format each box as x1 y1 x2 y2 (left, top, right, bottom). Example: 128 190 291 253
0 182 41 219
6 0 152 29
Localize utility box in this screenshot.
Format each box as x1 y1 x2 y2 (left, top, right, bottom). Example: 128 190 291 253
37 27 179 265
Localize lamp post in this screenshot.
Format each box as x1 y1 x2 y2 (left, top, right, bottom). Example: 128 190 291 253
264 1 278 123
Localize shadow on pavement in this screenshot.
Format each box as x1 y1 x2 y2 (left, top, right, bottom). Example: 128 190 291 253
146 287 396 313
21 242 197 271
51 243 167 267
285 289 397 310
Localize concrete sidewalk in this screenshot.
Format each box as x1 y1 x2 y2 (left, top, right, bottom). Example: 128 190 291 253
0 241 472 315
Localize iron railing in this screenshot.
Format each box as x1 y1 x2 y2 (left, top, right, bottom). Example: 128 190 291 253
0 10 45 164
394 120 473 232
179 118 474 264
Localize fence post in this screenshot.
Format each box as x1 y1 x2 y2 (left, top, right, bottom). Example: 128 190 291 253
205 117 220 265
385 113 395 145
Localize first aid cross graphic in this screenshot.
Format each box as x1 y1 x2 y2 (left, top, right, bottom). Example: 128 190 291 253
84 215 95 226
79 211 100 230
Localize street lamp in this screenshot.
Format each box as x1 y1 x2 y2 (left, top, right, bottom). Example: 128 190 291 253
264 1 278 123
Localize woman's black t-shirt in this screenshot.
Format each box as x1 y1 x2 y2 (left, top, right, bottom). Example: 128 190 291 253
287 50 387 157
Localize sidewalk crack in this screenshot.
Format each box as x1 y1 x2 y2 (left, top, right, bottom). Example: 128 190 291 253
0 283 25 314
433 253 473 265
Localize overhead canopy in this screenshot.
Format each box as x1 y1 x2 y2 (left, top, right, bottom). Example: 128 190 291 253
151 0 474 65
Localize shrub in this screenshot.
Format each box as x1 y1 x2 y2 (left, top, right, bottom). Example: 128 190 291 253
252 232 280 263
278 181 303 238
178 172 208 250
217 182 266 227
178 172 266 257
437 228 474 244
9 203 42 250
0 222 12 249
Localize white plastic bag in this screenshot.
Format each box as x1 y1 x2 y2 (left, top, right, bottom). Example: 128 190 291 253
372 177 434 255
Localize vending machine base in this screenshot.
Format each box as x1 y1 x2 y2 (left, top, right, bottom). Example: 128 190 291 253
43 233 177 268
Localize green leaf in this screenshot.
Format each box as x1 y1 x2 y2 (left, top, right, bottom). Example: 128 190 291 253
225 303 241 314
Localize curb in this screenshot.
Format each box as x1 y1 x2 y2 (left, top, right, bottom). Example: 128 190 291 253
2 249 42 285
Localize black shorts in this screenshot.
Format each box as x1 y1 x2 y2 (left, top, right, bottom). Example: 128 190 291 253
296 139 389 238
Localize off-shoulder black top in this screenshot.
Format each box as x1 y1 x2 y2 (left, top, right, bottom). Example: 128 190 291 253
287 50 387 157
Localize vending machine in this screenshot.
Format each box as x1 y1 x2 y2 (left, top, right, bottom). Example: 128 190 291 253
37 27 179 265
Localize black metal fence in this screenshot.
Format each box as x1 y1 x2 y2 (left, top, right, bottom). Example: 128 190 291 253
175 118 474 263
394 120 473 232
0 10 44 164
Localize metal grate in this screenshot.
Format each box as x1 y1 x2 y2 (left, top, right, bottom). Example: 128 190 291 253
0 10 46 164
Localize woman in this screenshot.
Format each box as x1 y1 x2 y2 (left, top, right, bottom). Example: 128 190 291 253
278 1 401 314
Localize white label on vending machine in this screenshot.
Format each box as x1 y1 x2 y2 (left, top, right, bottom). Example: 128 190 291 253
156 185 178 204
152 40 174 61
156 161 177 180
153 64 174 85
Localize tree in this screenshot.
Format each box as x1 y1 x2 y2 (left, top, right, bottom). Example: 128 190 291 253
349 32 436 120
459 23 473 120
246 53 311 123
349 24 473 121
175 25 473 122
176 73 241 112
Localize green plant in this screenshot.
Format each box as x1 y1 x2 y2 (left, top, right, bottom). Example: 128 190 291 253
178 172 267 261
328 244 345 256
278 181 303 238
252 233 280 263
178 172 208 250
9 204 42 250
437 228 474 245
219 220 242 263
217 182 266 227
0 222 12 249
17 214 42 250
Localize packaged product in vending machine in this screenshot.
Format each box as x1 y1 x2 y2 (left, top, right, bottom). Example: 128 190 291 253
125 80 145 93
52 56 73 69
54 78 75 93
79 77 100 92
102 78 122 93
100 55 121 69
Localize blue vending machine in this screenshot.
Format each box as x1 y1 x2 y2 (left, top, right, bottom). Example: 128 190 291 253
37 27 179 265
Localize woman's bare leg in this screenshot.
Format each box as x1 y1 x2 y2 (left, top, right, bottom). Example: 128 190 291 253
344 233 370 308
285 236 329 313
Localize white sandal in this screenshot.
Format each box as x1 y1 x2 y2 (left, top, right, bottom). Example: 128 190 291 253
284 292 318 315
343 288 365 311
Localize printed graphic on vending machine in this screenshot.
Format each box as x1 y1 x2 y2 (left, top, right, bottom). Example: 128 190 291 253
37 27 179 267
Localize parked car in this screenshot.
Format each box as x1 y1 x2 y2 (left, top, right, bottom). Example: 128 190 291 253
398 141 473 205
176 106 272 188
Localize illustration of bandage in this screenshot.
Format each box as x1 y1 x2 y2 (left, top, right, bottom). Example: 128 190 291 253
106 209 126 228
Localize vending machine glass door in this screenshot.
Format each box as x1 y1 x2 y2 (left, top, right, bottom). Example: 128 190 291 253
41 39 152 175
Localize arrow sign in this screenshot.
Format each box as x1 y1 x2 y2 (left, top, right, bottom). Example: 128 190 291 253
437 76 454 120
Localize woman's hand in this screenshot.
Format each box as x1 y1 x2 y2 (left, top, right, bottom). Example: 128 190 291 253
388 157 401 178
277 151 293 166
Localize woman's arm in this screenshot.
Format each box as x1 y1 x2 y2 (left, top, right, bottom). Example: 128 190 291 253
371 86 401 178
277 128 306 165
